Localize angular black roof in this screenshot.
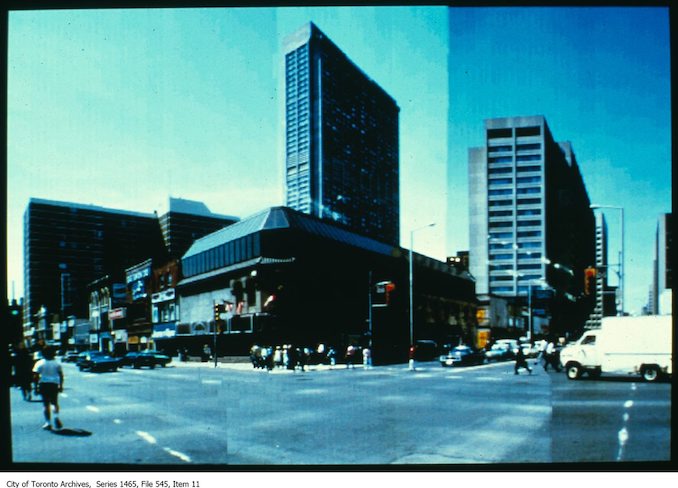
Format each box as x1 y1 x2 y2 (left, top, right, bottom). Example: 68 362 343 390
182 206 398 259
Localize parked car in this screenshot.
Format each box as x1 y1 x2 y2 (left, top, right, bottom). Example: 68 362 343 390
484 343 513 362
61 351 80 363
77 352 120 372
120 350 172 369
439 345 486 367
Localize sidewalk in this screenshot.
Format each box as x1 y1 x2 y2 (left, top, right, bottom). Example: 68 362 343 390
170 357 366 373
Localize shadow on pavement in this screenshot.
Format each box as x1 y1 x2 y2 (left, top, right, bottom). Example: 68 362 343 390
51 428 92 437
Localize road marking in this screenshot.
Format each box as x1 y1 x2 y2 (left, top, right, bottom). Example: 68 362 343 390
623 413 629 422
163 447 191 463
624 400 633 409
201 379 221 385
631 383 637 391
86 405 100 413
136 431 157 444
295 388 327 395
61 393 68 398
476 377 502 382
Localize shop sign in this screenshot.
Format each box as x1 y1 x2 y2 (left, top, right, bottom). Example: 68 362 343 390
152 289 175 303
128 336 139 345
109 307 126 320
152 323 177 339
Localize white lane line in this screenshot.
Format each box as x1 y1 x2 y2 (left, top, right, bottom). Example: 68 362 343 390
201 379 221 385
623 413 630 422
61 393 68 398
163 447 191 463
624 400 634 409
616 427 629 461
113 419 122 424
86 405 100 413
136 431 157 444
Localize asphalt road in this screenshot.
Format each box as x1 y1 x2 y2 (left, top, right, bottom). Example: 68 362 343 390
8 358 671 467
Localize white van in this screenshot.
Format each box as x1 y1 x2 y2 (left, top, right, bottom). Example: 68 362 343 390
559 315 672 382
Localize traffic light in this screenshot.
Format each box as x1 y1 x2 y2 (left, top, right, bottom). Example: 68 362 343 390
214 303 225 321
584 267 597 295
385 282 396 305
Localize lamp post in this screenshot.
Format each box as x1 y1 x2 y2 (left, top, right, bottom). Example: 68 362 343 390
409 223 435 369
590 204 624 315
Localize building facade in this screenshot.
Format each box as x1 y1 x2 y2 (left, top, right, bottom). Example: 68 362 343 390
23 198 168 343
171 206 476 363
468 116 595 338
283 22 400 246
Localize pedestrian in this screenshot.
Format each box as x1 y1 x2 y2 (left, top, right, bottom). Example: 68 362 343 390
362 346 372 369
408 344 416 371
14 342 34 401
345 345 357 369
32 346 64 430
514 346 532 375
327 346 337 367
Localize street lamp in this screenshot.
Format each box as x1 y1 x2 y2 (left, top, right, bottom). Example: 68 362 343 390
590 204 624 315
409 222 435 369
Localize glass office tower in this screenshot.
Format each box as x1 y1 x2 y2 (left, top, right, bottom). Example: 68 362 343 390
283 22 400 246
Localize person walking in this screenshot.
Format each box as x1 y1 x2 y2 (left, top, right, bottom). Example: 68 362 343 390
32 346 64 430
362 346 372 369
14 343 34 401
514 345 532 375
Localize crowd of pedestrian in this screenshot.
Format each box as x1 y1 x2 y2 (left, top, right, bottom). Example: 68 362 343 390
248 343 371 372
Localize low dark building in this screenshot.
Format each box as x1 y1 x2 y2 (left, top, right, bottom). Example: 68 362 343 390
172 206 476 364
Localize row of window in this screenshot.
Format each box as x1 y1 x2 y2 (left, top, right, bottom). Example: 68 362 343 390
488 143 542 153
488 219 542 229
489 197 542 207
182 234 261 278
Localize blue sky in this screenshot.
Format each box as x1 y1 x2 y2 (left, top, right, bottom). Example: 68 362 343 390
6 6 671 316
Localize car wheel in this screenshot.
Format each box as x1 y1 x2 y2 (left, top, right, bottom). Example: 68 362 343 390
642 366 660 382
565 362 582 380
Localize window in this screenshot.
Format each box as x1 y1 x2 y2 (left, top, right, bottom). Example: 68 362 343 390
488 166 513 174
517 176 541 184
517 165 541 173
491 275 514 281
488 128 512 139
490 253 513 260
490 242 514 250
517 220 541 227
518 230 542 238
517 155 541 162
489 178 513 186
489 232 513 240
489 210 513 217
518 198 541 205
518 241 542 249
488 145 512 153
516 143 541 151
518 251 541 259
489 156 512 164
516 126 541 137
490 286 514 293
517 187 540 195
517 263 542 270
489 221 513 228
517 209 541 216
581 335 596 346
489 189 513 196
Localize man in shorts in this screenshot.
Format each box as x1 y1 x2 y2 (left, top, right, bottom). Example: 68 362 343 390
32 346 64 430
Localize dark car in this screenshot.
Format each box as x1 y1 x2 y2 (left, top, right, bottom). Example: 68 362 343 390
121 350 172 369
77 352 120 372
439 345 486 367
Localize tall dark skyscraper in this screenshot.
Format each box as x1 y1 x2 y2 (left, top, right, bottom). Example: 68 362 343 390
283 22 400 246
